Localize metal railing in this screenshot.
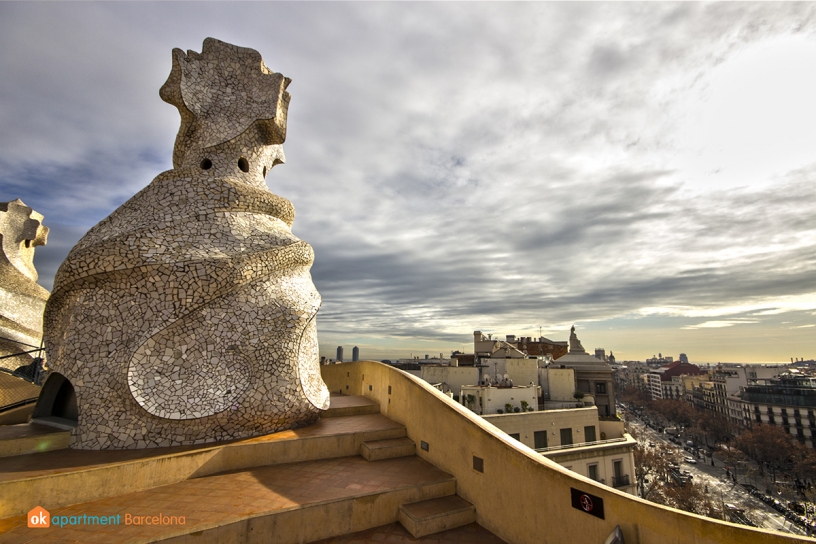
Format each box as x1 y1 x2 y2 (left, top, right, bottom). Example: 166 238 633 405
612 474 630 488
0 350 45 413
535 436 627 453
0 369 41 412
0 397 38 414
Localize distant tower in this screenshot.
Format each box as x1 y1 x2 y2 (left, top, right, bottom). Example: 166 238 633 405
594 348 606 361
679 353 688 364
337 346 344 362
352 346 359 362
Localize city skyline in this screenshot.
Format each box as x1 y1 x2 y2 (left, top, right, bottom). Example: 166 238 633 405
2 3 815 363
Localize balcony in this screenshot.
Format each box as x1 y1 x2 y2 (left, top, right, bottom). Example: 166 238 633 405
613 474 631 488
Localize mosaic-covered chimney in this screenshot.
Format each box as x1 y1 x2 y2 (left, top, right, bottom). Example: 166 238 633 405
0 199 49 372
37 38 330 449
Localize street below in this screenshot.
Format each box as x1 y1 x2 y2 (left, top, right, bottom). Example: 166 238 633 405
628 417 810 538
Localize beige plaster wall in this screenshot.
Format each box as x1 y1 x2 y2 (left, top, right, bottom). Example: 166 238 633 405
322 361 804 544
506 359 538 387
460 385 539 415
420 366 479 394
600 419 625 440
545 367 576 401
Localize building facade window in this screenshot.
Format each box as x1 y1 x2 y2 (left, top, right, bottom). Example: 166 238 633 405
560 428 573 446
588 464 599 481
509 433 520 441
613 460 623 481
584 425 597 443
596 382 607 394
534 431 548 449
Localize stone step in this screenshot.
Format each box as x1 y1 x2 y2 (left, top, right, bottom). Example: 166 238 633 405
399 495 477 538
0 400 35 425
322 394 380 418
0 455 458 544
0 413 406 519
361 437 416 461
308 521 507 543
0 422 71 458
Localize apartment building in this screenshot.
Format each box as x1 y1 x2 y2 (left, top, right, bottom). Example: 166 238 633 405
739 373 816 448
484 407 637 495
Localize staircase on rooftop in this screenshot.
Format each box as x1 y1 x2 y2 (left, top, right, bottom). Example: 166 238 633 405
0 393 481 543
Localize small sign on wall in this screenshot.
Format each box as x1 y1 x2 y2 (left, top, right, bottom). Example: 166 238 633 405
570 487 605 520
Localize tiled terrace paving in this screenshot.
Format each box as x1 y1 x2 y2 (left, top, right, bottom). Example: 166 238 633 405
311 522 506 543
0 412 401 483
0 456 454 543
0 395 487 543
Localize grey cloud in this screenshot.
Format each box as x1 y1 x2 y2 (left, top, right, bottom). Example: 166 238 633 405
0 145 168 228
3 2 816 358
31 224 88 292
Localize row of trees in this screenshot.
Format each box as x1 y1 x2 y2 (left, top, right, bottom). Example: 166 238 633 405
632 438 679 500
630 429 722 517
734 424 816 487
621 388 733 446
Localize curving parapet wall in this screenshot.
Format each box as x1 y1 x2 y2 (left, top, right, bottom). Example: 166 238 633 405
322 361 808 544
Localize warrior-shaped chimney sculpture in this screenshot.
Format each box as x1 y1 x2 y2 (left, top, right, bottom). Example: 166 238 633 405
36 38 330 449
0 199 49 372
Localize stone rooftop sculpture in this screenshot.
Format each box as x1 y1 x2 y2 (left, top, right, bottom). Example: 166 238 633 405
0 199 48 372
38 38 330 449
568 325 585 353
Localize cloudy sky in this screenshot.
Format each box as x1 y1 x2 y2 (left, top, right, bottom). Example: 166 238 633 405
2 2 816 363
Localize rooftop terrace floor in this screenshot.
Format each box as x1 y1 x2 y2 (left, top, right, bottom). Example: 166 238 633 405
312 522 506 543
0 394 499 543
0 453 452 542
0 412 402 482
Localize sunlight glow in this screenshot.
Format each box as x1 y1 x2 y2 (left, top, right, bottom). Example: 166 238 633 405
673 35 816 192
